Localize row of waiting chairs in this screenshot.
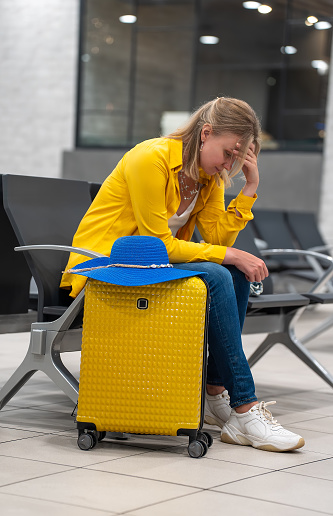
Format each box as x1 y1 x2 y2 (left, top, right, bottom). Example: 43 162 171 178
251 207 332 284
0 175 101 319
0 174 333 412
247 206 333 345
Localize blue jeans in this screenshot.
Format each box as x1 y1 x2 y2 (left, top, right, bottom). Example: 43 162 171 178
173 262 257 408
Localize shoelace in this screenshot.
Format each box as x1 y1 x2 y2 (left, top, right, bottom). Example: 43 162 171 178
254 401 280 426
222 391 230 402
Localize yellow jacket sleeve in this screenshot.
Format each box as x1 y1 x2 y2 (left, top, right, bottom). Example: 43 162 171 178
196 184 257 247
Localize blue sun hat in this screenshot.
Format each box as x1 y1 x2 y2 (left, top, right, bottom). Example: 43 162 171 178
66 235 207 287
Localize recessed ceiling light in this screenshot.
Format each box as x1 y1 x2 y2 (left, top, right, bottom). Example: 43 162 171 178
119 15 137 24
307 16 318 24
311 60 328 69
199 35 219 45
314 21 332 30
280 46 297 55
311 60 329 74
258 4 272 14
243 1 261 8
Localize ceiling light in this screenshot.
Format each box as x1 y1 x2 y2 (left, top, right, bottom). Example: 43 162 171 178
311 60 329 75
314 21 332 30
200 35 219 45
311 60 327 68
307 16 318 24
258 5 272 14
280 46 297 55
119 15 137 24
243 1 261 8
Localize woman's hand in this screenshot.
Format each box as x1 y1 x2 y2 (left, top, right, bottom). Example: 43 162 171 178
223 247 269 283
234 142 259 198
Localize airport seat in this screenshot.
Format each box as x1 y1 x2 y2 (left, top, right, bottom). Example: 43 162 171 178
89 181 102 201
0 174 104 409
0 175 31 315
284 210 333 343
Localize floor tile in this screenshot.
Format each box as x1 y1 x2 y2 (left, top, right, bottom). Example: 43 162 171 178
0 455 72 487
0 492 114 516
0 404 25 413
292 428 333 454
86 450 271 489
288 415 333 434
197 440 331 469
0 407 75 433
28 399 77 412
214 470 333 513
285 456 333 481
127 489 326 516
262 383 333 408
0 426 43 443
0 433 151 467
1 468 199 513
103 432 190 452
250 353 332 393
0 377 72 409
273 389 333 416
264 408 325 426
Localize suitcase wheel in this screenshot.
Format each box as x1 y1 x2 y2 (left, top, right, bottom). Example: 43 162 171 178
77 431 98 451
188 439 208 458
197 431 213 448
98 431 107 442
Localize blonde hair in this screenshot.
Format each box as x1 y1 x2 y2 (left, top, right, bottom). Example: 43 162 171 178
167 97 261 188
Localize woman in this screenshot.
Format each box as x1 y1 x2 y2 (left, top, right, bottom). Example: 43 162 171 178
61 97 304 452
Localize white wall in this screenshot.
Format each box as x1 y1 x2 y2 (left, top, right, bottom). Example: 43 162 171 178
320 37 333 245
0 0 79 178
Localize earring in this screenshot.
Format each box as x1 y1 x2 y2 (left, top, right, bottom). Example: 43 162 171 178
200 141 204 151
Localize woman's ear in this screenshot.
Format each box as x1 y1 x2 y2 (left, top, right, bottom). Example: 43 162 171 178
201 123 212 141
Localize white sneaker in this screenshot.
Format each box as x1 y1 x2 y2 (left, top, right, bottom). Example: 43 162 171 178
204 390 231 428
221 401 305 452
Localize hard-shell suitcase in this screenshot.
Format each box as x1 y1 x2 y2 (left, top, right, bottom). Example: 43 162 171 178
76 275 212 458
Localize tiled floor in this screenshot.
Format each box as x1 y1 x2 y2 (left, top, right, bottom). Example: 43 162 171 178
0 305 333 515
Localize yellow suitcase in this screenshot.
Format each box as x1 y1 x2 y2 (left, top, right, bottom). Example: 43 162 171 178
76 275 211 457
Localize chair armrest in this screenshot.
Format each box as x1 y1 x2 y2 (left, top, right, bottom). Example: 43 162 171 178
261 248 333 294
14 244 105 259
308 244 333 253
247 293 309 310
261 248 333 267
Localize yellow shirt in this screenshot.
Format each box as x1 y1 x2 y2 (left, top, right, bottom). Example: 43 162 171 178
61 137 257 297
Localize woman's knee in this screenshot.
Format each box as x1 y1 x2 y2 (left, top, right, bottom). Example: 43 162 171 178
199 264 236 298
195 262 234 284
174 261 245 291
225 265 248 285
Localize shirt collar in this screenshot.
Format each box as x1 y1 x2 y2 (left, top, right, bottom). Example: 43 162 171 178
168 138 183 172
168 138 211 185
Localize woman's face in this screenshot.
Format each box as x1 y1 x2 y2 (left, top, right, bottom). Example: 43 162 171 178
199 126 240 176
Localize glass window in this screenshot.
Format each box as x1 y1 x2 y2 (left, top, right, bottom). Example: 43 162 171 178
77 0 332 150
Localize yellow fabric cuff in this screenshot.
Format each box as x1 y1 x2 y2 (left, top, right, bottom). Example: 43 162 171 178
235 190 258 209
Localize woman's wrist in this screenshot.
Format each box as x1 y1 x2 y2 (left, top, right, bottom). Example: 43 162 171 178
242 181 259 198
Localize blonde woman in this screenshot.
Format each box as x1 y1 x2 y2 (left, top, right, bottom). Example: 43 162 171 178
62 97 304 452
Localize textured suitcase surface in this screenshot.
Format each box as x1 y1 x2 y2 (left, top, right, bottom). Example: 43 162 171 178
77 276 208 437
